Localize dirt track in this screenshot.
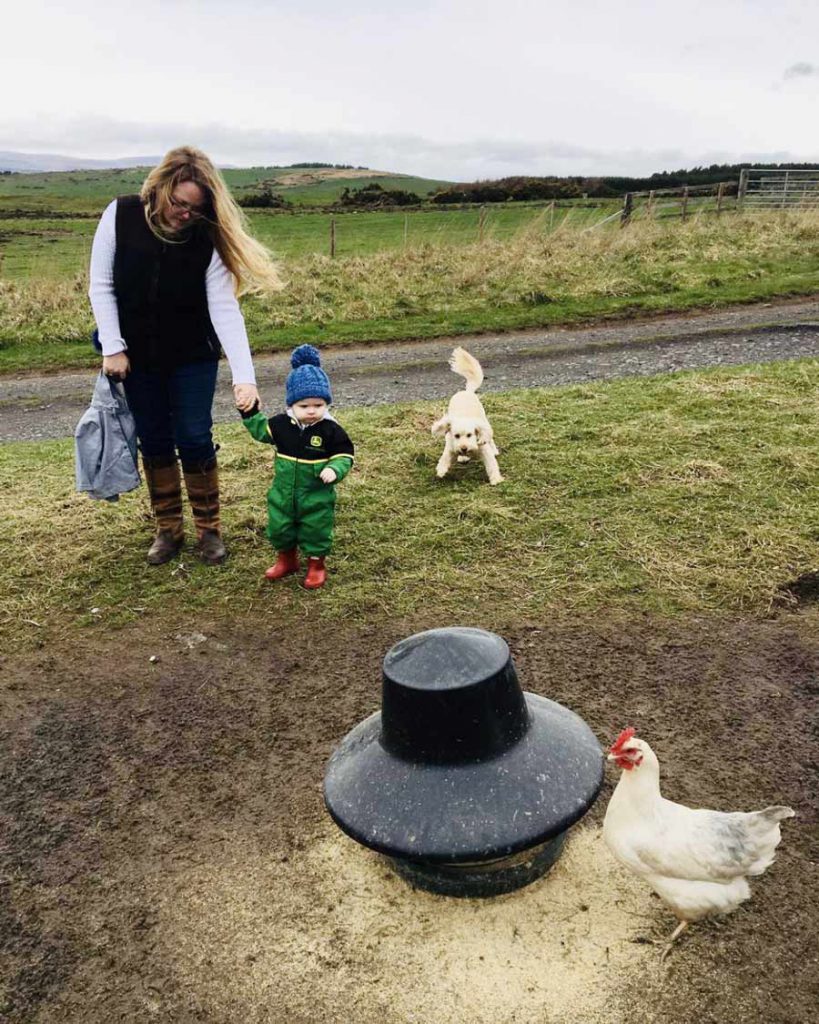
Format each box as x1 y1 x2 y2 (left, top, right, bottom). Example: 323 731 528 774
2 296 819 442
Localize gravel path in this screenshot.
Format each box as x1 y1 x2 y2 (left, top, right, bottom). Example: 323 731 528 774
1 297 818 442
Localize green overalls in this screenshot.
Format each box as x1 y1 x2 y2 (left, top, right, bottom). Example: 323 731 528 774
241 409 355 556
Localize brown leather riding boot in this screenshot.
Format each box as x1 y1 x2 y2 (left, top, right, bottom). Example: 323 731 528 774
142 456 185 565
182 456 227 565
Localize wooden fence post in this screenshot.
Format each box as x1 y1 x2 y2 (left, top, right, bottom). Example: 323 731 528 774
549 200 555 230
478 205 487 242
737 168 748 207
330 216 336 258
647 190 655 218
621 193 633 227
716 182 725 215
680 186 689 221
403 213 409 246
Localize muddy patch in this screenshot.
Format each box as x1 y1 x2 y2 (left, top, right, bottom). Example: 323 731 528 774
0 611 817 1023
779 569 819 606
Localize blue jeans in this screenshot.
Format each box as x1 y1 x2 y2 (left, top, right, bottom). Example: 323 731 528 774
123 360 218 466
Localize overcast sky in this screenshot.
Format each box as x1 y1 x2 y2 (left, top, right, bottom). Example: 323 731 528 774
3 0 818 179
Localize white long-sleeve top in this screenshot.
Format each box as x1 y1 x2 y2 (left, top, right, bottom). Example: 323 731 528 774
88 199 256 385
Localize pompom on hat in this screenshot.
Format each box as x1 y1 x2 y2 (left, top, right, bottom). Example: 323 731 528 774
286 344 332 407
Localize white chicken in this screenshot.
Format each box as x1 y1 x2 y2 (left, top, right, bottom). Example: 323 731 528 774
603 727 794 956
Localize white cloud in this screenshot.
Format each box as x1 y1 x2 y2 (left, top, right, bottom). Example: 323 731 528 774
1 0 818 178
1 116 812 180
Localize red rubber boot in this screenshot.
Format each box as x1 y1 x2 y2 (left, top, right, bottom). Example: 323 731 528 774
303 556 327 590
264 548 300 580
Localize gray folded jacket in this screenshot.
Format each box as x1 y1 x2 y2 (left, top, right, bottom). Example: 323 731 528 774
74 372 141 501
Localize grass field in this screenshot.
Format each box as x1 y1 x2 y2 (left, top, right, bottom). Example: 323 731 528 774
0 165 453 215
1 209 818 374
2 359 817 650
0 204 615 279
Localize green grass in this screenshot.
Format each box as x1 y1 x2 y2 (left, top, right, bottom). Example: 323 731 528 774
0 217 98 278
0 167 150 215
0 165 453 216
249 204 612 259
2 359 817 651
0 204 613 281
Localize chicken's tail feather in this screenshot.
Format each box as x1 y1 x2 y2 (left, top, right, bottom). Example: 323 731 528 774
744 805 795 876
759 805 796 822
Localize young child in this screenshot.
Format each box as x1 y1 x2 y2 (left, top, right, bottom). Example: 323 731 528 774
239 344 354 589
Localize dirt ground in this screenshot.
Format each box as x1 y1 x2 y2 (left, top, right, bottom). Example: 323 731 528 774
1 607 817 1024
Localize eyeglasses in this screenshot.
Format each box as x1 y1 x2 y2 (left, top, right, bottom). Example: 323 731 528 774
168 193 208 219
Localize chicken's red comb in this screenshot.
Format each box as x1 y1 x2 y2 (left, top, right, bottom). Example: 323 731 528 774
610 727 636 753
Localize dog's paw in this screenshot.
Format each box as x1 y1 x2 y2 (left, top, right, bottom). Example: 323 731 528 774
488 474 504 486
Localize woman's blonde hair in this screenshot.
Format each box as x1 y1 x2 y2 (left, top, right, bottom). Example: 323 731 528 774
140 145 283 296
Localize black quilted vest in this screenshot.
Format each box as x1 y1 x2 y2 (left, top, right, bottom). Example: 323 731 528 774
113 194 220 371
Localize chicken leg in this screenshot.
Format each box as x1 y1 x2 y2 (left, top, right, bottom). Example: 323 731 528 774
660 920 689 962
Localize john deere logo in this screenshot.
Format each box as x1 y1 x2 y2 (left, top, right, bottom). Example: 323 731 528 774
310 435 323 447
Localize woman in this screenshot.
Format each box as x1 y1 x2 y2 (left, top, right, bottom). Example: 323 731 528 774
88 146 281 565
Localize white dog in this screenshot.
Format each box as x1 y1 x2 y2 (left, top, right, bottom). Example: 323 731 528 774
431 347 503 485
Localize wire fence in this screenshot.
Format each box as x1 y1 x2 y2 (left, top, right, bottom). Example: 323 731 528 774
319 174 816 253
318 202 616 254
618 182 738 226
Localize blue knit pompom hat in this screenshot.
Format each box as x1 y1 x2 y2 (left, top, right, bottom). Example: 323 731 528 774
286 345 332 406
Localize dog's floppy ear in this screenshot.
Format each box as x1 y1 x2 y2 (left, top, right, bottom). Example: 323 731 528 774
472 419 493 444
431 415 450 436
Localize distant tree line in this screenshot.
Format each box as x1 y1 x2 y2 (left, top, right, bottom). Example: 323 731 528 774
431 177 593 203
237 187 291 209
287 162 370 170
430 163 819 203
238 182 423 210
339 182 421 207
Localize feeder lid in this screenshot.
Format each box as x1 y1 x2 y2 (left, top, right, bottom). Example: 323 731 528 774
324 627 604 864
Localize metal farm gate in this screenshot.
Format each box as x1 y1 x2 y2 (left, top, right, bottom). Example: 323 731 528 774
738 168 819 209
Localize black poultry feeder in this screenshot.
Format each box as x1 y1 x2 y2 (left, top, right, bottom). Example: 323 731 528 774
323 627 604 897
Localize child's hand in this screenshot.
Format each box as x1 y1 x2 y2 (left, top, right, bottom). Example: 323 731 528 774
319 467 337 484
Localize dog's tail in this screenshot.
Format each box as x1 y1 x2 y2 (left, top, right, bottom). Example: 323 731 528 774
449 347 483 393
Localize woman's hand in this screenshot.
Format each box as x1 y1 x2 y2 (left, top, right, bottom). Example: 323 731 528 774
234 383 260 412
102 352 130 381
